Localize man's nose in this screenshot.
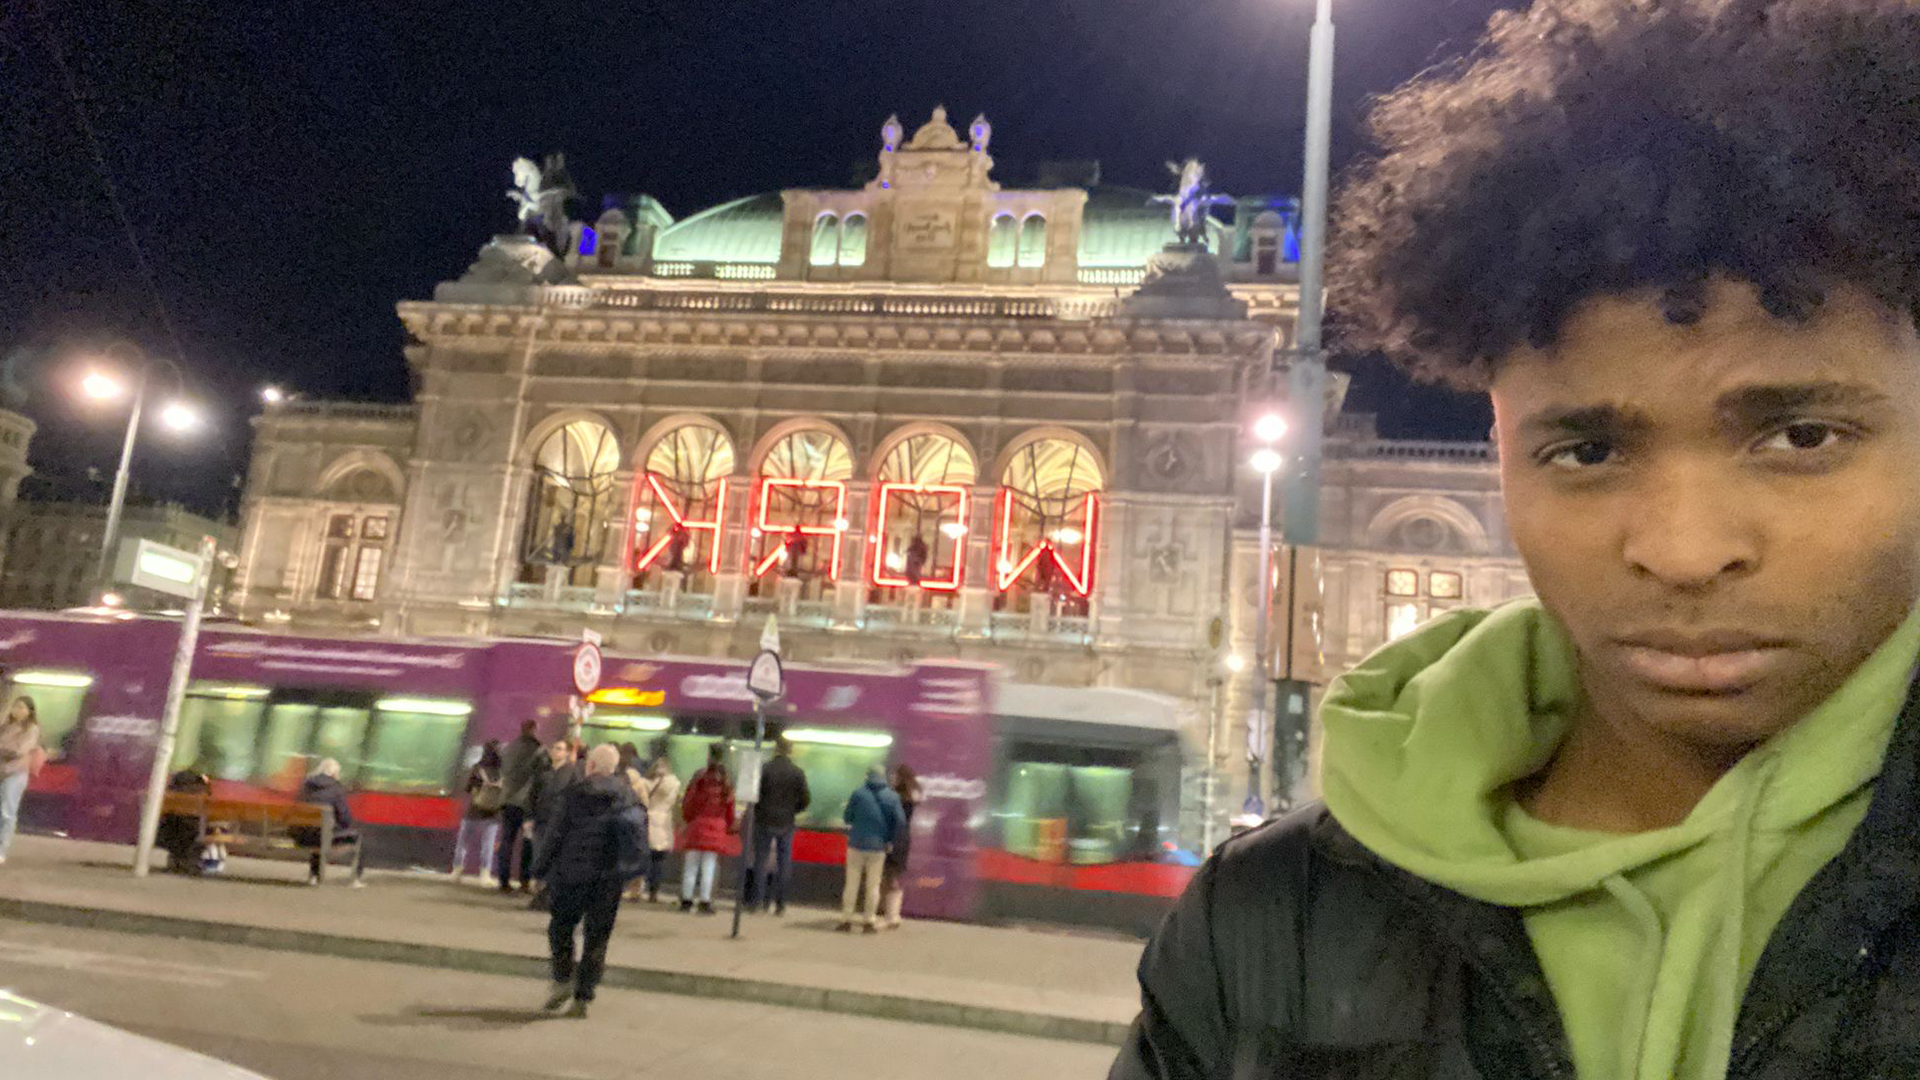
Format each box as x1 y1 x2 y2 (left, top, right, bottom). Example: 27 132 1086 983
1619 459 1760 591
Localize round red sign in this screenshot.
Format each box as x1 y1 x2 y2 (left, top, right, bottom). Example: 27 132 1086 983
572 642 602 696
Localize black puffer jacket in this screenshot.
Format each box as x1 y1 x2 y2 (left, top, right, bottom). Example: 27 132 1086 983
532 774 641 886
1113 674 1920 1079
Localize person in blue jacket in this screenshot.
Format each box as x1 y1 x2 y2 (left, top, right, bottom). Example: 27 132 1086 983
838 763 903 933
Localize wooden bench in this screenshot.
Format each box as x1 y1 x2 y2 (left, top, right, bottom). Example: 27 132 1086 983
158 793 364 884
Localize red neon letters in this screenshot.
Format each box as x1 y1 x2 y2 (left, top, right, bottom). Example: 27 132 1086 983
631 473 729 575
751 478 847 579
992 488 1099 596
870 483 970 592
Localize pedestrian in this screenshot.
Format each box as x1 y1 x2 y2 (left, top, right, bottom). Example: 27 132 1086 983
750 736 810 916
527 739 584 909
533 744 646 1020
634 753 681 903
294 758 361 886
838 763 902 934
1114 2 1920 1076
452 740 504 883
879 763 921 929
157 766 212 874
0 696 40 866
677 744 733 915
494 720 544 893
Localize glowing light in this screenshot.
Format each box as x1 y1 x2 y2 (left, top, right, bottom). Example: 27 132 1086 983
630 473 729 576
1254 414 1288 443
191 684 270 700
1050 527 1084 545
375 697 473 716
832 518 850 531
751 477 847 580
884 552 906 572
13 671 94 689
939 521 968 539
1251 448 1284 474
589 714 671 731
81 371 126 401
99 592 123 607
587 687 668 707
870 482 970 592
260 386 286 405
1224 654 1248 674
784 727 894 749
992 487 1099 596
159 400 202 433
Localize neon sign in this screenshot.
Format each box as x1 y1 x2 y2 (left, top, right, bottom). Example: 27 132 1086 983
870 483 970 592
992 488 1099 596
631 472 729 575
751 477 847 579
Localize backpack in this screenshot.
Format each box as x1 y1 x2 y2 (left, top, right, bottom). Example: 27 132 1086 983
610 800 649 881
471 767 505 814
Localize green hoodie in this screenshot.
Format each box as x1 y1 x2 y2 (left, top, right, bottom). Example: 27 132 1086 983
1320 599 1920 1080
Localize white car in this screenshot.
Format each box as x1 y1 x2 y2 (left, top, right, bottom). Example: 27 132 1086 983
0 990 270 1078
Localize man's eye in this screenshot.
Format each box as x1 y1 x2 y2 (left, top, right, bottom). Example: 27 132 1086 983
1757 421 1845 453
1542 440 1615 470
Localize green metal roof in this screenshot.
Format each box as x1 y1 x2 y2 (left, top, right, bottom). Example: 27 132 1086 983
652 193 785 264
1076 186 1226 268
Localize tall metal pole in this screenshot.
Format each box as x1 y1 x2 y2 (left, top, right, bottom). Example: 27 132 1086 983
95 367 149 590
1285 0 1334 548
1248 467 1275 816
132 536 216 877
730 695 766 939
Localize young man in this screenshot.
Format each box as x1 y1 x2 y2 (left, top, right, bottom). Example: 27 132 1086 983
751 736 812 915
1113 2 1920 1077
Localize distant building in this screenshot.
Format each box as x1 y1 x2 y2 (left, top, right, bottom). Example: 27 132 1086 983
0 501 237 612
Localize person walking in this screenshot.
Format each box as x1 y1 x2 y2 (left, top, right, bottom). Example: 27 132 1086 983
533 745 645 1020
0 696 39 866
295 758 361 886
879 763 922 929
634 754 681 902
494 721 544 893
527 739 583 909
452 741 504 883
838 763 903 934
751 736 810 915
677 744 734 915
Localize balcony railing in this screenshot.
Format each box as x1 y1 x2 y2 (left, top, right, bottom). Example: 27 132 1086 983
593 287 1120 321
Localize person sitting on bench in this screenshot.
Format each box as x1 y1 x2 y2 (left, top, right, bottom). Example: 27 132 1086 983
294 758 361 886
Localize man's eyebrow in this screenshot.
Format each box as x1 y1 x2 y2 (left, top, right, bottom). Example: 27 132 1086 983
1714 381 1890 420
1517 404 1648 439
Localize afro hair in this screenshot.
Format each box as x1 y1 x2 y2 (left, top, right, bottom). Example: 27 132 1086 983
1329 0 1920 389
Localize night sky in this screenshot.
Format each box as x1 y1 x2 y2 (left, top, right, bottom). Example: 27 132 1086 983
2 0 1515 515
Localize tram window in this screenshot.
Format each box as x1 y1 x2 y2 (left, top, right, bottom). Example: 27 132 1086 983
362 698 471 794
172 686 268 779
664 733 730 784
996 761 1138 865
8 670 93 760
256 703 371 789
788 742 889 830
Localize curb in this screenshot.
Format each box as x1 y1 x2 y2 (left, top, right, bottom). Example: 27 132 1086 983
0 896 1130 1047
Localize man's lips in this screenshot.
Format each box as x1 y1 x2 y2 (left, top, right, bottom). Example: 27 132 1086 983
1611 632 1794 694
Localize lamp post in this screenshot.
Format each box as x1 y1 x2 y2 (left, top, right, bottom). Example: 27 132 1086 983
1248 432 1286 818
1286 0 1334 547
80 345 202 593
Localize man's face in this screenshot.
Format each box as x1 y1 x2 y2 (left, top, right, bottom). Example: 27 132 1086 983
550 743 572 768
1491 278 1920 749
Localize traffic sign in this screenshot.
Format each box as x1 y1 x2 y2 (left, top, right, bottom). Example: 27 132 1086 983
759 615 781 654
572 641 603 695
114 539 207 600
747 650 784 701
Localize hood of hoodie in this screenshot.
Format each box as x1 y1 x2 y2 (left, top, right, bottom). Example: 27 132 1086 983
1319 598 1920 1079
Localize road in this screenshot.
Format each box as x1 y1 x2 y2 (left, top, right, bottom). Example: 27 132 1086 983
0 921 1115 1080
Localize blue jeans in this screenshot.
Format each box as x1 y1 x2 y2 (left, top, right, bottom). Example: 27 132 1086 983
680 850 718 904
0 770 24 859
752 825 795 910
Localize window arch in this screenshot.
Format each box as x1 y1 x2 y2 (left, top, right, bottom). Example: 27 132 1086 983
995 436 1103 612
631 422 735 586
872 433 977 595
810 213 841 266
752 428 854 592
987 213 1018 268
520 420 621 586
1017 214 1048 268
839 213 868 266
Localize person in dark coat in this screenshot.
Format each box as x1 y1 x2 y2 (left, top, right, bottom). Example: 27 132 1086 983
526 739 583 908
494 721 545 893
533 745 643 1019
750 736 811 915
158 767 211 874
879 763 922 929
294 758 360 886
838 764 903 933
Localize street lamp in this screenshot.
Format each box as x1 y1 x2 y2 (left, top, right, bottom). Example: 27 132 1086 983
78 344 201 592
1247 427 1286 819
260 385 287 406
1287 0 1334 547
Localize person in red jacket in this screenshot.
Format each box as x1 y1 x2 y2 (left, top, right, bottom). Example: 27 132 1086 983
677 744 734 915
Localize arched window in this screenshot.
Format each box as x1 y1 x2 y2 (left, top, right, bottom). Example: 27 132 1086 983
520 420 621 586
987 213 1018 268
810 213 841 266
839 213 868 266
752 429 854 594
995 437 1103 614
1017 214 1048 268
872 434 977 596
631 423 735 590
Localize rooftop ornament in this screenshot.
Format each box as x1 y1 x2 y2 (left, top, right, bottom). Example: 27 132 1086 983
1152 158 1234 249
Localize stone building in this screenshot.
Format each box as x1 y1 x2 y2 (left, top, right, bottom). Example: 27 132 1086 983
230 108 1531 841
0 501 238 613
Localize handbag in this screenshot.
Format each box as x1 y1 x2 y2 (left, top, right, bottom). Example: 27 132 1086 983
471 769 504 814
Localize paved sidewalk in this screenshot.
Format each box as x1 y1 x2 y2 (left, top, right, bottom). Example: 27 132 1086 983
0 836 1144 1046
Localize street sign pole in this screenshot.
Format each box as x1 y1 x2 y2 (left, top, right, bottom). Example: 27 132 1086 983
732 619 783 939
132 536 217 878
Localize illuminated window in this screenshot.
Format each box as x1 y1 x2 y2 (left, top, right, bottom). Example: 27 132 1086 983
839 213 868 266
872 433 977 595
751 429 854 591
987 213 1017 268
1429 571 1463 600
810 213 840 266
1017 214 1048 268
1385 569 1420 597
994 437 1102 613
351 547 383 601
632 423 736 588
1386 602 1424 642
520 420 621 587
